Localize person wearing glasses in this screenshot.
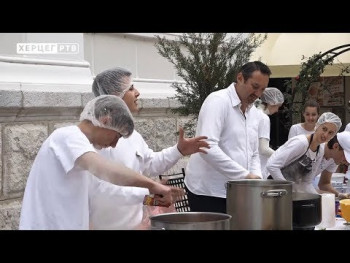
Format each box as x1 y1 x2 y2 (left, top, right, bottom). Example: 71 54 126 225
89 67 210 230
19 95 183 230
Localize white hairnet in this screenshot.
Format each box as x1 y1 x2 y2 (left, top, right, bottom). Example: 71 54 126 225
315 112 342 132
337 131 350 163
80 95 134 138
260 87 284 105
92 67 132 98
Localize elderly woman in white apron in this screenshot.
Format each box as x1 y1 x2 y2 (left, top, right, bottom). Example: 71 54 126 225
266 112 342 193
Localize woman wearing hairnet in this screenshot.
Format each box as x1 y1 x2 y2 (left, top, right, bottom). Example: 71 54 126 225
253 87 284 178
88 67 210 230
19 95 183 230
266 112 342 194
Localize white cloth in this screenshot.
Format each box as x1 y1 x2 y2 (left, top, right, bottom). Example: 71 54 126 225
89 130 183 230
266 135 324 193
257 111 273 178
312 144 338 189
259 138 275 179
88 179 149 230
19 126 95 230
288 123 314 139
185 83 261 198
248 107 273 179
346 123 350 132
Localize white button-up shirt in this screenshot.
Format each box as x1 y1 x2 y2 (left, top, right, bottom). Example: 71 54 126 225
185 83 261 198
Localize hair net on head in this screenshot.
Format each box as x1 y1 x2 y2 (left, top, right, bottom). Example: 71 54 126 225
260 87 284 105
92 67 132 98
80 95 134 138
315 112 342 132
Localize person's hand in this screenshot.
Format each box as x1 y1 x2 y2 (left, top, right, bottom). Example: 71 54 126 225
177 127 210 155
149 183 185 207
338 193 350 200
156 187 185 207
244 173 262 179
169 186 185 202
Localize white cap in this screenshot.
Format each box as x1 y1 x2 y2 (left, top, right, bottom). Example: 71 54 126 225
345 123 350 132
337 131 350 163
315 112 342 132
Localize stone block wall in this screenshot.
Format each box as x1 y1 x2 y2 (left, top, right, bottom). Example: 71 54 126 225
0 91 191 229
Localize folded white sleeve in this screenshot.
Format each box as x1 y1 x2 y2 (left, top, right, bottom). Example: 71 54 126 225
259 138 274 157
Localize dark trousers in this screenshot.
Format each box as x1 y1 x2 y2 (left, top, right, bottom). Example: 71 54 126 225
185 184 226 213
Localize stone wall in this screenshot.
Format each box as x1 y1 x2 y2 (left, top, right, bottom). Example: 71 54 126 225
0 90 190 229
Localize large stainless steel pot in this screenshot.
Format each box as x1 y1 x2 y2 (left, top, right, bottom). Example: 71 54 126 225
226 179 293 230
149 212 231 230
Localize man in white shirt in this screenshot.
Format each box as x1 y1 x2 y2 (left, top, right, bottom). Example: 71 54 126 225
184 61 271 213
317 133 350 199
19 95 182 230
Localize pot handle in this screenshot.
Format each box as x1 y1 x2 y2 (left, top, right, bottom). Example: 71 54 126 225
150 226 166 230
261 189 287 198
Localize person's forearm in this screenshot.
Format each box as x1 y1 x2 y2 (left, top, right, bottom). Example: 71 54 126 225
142 145 182 177
89 179 149 206
96 160 156 189
318 183 339 196
266 166 286 181
77 152 156 189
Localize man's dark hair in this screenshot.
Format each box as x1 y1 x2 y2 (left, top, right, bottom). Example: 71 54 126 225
327 135 342 150
240 61 271 81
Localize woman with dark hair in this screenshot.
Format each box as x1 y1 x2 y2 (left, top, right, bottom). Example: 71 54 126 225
288 99 320 139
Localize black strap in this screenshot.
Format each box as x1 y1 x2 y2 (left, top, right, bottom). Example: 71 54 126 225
309 133 320 155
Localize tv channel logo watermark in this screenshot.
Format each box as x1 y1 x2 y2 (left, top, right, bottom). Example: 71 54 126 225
17 43 79 54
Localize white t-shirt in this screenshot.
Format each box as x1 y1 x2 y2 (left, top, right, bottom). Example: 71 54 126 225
19 126 95 230
288 123 314 139
89 130 183 230
185 83 261 198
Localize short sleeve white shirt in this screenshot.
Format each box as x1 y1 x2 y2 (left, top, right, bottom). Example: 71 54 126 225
19 126 95 230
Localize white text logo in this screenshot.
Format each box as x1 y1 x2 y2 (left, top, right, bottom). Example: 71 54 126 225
16 43 79 54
